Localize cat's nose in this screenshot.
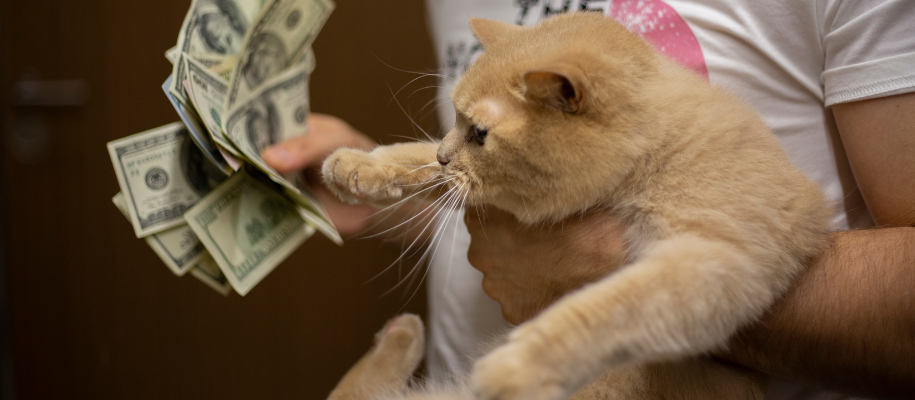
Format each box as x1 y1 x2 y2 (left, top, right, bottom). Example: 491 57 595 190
437 152 450 166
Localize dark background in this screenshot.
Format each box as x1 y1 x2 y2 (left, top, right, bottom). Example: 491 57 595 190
0 0 440 398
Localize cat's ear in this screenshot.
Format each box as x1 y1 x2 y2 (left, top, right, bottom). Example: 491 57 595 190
469 18 520 47
522 65 584 113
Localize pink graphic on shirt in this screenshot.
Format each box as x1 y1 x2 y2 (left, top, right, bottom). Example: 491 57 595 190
607 0 708 81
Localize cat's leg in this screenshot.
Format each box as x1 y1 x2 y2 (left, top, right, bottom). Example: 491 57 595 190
327 314 425 400
472 234 787 400
322 142 442 207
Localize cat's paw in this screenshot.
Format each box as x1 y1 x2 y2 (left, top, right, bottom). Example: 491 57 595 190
371 314 425 372
471 339 569 400
322 148 407 206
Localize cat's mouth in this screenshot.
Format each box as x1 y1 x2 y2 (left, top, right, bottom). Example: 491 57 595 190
440 167 476 204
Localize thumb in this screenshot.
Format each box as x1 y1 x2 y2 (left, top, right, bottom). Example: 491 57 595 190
263 115 376 173
262 134 329 173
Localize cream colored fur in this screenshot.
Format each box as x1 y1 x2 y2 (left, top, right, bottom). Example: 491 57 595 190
323 13 831 400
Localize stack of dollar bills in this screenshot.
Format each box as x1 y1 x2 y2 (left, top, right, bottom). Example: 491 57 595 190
107 0 340 296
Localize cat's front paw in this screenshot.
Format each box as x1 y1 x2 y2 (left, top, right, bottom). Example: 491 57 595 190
471 339 570 400
322 148 407 206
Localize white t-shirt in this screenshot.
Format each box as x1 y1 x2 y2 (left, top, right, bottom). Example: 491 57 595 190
422 0 915 398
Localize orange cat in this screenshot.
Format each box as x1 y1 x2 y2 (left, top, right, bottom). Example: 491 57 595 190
323 12 831 400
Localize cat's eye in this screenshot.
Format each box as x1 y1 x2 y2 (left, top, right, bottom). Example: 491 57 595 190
471 125 488 145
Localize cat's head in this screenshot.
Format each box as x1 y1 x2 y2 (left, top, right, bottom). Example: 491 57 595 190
438 13 660 224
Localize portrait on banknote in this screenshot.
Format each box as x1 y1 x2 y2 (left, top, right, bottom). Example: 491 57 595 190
244 98 280 155
241 33 287 88
197 0 249 54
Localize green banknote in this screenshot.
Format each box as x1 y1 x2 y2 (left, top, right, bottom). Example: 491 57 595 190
117 192 232 295
112 192 206 276
107 122 222 237
170 0 266 103
184 53 245 160
223 60 310 188
220 59 340 244
184 169 314 296
190 253 233 295
224 0 333 110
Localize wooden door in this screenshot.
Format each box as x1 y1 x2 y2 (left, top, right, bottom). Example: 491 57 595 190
0 1 438 398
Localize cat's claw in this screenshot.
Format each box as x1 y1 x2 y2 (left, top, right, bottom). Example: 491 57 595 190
322 148 406 206
471 339 570 400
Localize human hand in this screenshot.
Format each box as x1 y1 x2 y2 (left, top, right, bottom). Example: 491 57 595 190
464 206 629 325
263 113 378 235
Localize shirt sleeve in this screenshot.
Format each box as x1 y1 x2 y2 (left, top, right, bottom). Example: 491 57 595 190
820 0 915 106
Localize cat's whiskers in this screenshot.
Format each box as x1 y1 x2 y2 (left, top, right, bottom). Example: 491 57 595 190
376 170 451 214
417 96 450 123
394 182 470 301
473 204 489 240
372 182 469 274
442 183 471 290
386 82 437 143
373 54 456 84
520 196 533 222
374 57 455 143
361 178 458 240
364 183 466 286
382 182 468 299
388 134 439 144
395 182 469 304
389 76 443 103
399 175 451 188
399 162 441 179
382 184 458 240
406 85 447 100
397 182 466 269
353 175 455 240
393 199 461 301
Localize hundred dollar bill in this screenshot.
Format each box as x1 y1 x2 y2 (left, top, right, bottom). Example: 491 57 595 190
108 122 222 237
163 76 235 176
224 0 333 110
190 254 233 295
184 169 314 296
112 192 206 276
184 54 244 159
223 60 339 243
223 61 311 188
170 0 265 103
182 78 244 172
171 54 231 104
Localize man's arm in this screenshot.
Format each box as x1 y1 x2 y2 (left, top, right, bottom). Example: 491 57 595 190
833 93 915 226
722 227 915 398
721 92 915 399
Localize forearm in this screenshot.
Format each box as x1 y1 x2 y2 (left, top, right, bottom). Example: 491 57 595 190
721 227 915 398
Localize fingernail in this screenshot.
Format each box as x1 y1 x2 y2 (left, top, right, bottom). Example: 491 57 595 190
264 147 291 167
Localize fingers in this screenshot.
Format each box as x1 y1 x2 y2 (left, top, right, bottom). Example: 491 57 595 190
263 113 376 174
